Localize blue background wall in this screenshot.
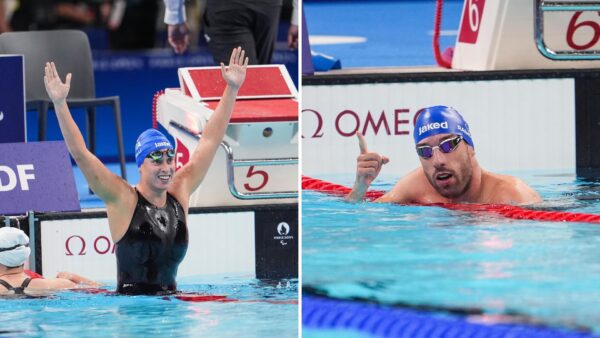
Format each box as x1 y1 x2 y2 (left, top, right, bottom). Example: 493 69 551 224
26 29 298 163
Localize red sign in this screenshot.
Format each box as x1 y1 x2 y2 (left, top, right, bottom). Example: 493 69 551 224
458 0 486 44
175 138 190 170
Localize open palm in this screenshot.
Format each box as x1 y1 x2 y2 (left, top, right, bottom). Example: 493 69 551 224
221 47 249 89
44 62 71 105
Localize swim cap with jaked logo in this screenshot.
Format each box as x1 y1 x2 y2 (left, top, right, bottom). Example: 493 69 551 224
413 105 474 148
135 129 174 167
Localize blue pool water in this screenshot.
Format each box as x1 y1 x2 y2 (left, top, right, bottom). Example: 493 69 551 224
305 0 464 68
302 172 600 336
0 276 297 337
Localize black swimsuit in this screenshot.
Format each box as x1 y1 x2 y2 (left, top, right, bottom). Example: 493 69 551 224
0 278 32 294
115 189 188 295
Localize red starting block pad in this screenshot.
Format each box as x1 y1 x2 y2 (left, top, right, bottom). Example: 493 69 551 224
178 65 298 101
205 98 298 123
156 64 298 207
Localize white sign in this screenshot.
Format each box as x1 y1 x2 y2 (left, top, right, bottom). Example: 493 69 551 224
41 218 115 281
302 79 575 176
41 212 256 283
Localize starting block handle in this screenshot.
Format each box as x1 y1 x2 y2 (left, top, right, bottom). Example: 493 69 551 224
221 141 298 200
28 211 37 273
535 0 600 60
169 121 298 200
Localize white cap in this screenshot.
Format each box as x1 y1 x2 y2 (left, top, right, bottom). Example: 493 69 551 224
0 227 30 267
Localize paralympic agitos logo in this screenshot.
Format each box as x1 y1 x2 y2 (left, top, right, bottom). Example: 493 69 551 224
274 222 293 246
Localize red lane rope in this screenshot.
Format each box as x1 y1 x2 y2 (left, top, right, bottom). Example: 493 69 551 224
24 270 43 279
173 294 237 302
152 90 164 129
302 176 600 224
434 0 452 68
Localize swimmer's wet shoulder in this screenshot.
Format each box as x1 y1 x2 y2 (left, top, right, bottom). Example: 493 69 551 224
479 172 541 205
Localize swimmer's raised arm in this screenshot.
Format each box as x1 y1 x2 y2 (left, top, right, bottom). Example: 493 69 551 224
44 62 132 205
171 47 248 205
345 132 389 202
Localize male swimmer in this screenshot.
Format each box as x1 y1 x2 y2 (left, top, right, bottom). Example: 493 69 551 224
0 228 98 296
346 105 541 205
44 47 248 295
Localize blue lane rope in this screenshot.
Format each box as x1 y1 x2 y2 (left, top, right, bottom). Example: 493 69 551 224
303 295 599 338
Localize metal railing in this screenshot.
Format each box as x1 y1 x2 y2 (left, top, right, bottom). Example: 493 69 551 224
535 0 600 60
170 121 298 200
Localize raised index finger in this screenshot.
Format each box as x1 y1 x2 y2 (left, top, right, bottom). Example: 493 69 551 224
357 132 368 154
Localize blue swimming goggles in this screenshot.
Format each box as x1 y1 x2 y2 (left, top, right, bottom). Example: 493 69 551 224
416 135 462 159
146 149 175 164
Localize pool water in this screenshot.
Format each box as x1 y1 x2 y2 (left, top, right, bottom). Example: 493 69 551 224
302 172 600 336
305 0 464 68
0 276 297 337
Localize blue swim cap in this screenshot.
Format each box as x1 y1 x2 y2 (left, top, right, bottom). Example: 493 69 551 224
135 129 174 167
413 106 474 148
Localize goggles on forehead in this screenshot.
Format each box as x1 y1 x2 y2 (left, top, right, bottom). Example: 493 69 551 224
146 149 175 164
416 135 462 159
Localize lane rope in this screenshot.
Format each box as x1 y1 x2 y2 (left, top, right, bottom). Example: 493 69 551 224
302 176 600 224
303 295 597 338
433 0 452 68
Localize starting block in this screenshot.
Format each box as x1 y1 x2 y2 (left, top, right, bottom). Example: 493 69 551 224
452 0 600 70
154 65 298 207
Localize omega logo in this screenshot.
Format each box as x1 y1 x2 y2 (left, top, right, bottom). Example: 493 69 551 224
302 108 412 138
65 235 115 256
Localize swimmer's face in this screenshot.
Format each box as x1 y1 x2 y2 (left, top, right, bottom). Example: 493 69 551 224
140 149 176 190
417 133 473 199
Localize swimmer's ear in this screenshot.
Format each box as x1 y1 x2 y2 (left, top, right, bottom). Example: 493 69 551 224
468 145 475 157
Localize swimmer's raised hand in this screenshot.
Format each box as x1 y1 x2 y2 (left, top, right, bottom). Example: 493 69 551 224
346 132 389 202
356 132 389 186
43 62 71 106
221 47 249 90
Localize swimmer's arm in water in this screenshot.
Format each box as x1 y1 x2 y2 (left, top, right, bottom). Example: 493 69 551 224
345 133 389 202
171 47 248 200
43 62 132 205
27 273 100 292
56 271 101 287
30 277 76 290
